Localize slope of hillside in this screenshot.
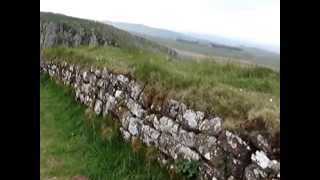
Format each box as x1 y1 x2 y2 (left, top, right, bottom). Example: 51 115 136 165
107 21 279 68
40 12 177 56
41 12 279 136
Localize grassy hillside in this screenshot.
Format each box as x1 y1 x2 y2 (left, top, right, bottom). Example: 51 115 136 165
107 22 279 68
41 46 280 135
40 75 173 180
141 35 279 69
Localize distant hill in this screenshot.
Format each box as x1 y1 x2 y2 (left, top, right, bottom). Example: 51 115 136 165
108 22 197 41
106 21 279 68
185 32 280 54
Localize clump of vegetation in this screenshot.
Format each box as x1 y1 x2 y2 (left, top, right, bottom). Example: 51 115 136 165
144 146 159 163
131 137 143 153
174 160 200 179
41 46 279 135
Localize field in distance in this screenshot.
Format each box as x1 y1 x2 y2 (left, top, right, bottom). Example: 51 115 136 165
107 22 280 69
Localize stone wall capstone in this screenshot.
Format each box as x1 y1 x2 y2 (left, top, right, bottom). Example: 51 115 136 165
40 60 280 180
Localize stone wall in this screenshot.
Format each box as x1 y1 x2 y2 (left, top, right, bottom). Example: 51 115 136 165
40 60 280 180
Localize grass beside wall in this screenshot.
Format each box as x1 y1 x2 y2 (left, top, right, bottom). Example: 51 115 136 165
41 46 280 134
40 75 172 180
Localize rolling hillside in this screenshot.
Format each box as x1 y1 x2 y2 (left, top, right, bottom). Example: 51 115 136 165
106 22 196 41
107 21 280 68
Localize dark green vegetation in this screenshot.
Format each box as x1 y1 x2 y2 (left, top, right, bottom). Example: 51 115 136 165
108 22 280 68
41 46 280 135
175 160 200 179
40 75 173 180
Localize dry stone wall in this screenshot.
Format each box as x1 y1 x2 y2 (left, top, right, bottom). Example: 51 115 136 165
40 60 280 180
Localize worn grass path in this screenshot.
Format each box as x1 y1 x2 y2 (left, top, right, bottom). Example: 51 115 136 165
40 76 171 180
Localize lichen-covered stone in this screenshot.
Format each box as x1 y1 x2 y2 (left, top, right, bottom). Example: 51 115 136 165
97 88 106 101
145 114 157 124
173 144 200 161
117 74 129 84
81 83 90 94
101 68 110 79
176 102 187 123
126 98 145 118
119 127 131 141
158 116 179 135
119 111 131 129
141 124 160 146
102 94 116 116
115 90 123 98
89 73 97 85
158 133 177 156
129 80 143 100
93 99 102 115
219 130 251 159
251 150 280 174
94 69 101 77
199 117 223 136
182 109 204 130
96 79 104 88
183 109 198 129
251 151 270 169
84 95 94 108
82 71 89 83
250 133 272 155
128 117 141 136
175 129 196 148
164 99 180 119
244 164 267 180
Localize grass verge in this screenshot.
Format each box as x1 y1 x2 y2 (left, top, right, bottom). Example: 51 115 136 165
40 75 172 180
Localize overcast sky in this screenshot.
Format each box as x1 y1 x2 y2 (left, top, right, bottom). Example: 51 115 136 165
40 0 280 47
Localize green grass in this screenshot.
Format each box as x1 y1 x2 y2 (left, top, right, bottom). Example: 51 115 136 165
40 75 172 180
41 46 280 134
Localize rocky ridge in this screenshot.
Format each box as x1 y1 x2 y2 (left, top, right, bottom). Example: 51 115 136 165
40 12 177 57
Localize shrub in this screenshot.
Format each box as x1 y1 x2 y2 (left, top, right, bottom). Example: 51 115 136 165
175 160 200 179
